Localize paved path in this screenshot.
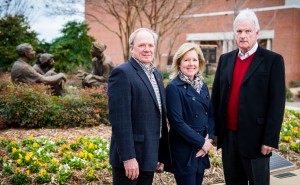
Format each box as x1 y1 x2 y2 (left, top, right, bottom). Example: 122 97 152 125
286 101 300 111
270 169 300 185
214 169 300 185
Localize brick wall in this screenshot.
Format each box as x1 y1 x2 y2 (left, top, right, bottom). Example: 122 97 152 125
85 0 300 85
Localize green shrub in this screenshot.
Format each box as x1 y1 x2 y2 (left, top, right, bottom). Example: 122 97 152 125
11 172 30 184
286 88 293 102
289 81 300 88
0 81 109 128
203 74 215 86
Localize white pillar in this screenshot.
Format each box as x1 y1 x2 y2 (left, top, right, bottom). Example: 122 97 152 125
267 39 272 50
222 40 228 54
228 40 234 51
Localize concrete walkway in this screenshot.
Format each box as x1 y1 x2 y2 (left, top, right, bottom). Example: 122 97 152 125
214 167 300 185
286 101 300 111
270 169 300 185
214 169 300 185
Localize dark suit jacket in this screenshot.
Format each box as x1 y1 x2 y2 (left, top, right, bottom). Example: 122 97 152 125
211 46 285 158
166 77 214 175
108 57 170 171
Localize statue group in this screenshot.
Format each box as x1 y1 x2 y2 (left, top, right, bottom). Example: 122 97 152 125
10 42 114 96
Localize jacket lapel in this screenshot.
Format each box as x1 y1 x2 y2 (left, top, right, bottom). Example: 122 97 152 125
242 46 264 84
227 50 238 85
129 58 160 109
154 70 166 112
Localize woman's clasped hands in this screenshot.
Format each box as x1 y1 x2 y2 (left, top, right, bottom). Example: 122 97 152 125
196 134 214 158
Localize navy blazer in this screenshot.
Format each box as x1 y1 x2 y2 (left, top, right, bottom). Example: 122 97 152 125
108 57 170 171
165 77 214 175
211 46 286 158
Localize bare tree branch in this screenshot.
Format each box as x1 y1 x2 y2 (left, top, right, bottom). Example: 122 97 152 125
45 0 203 63
0 0 40 23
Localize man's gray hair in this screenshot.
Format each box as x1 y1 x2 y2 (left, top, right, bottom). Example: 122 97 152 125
129 28 158 46
233 9 260 32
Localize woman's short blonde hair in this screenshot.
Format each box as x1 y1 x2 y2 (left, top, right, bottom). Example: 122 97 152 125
169 42 206 79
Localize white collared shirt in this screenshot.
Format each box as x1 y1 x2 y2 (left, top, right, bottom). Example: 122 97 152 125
238 43 258 60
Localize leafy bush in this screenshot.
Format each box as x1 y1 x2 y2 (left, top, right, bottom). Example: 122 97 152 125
0 81 109 128
49 21 95 74
286 88 293 102
0 15 46 72
289 81 300 88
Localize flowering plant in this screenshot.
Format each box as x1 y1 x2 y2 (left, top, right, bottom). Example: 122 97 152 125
0 135 111 184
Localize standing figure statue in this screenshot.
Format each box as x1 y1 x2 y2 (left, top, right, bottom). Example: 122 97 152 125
11 43 67 96
77 42 114 88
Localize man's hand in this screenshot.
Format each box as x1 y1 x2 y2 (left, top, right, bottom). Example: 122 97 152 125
213 136 218 146
261 145 274 155
155 162 164 173
123 158 139 180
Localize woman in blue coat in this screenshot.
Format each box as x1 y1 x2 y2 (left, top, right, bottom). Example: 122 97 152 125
165 43 215 185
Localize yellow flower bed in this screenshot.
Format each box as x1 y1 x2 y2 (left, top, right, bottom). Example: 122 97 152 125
0 135 111 184
280 109 300 153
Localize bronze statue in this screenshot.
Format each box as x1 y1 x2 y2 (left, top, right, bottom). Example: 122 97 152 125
77 42 114 88
33 53 56 76
11 43 67 96
33 53 67 96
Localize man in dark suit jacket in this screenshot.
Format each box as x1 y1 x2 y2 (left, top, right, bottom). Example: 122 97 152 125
211 9 285 185
108 28 170 185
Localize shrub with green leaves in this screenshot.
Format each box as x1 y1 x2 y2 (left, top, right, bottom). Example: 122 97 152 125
0 15 46 72
35 173 51 184
58 164 72 184
49 21 95 74
0 81 109 128
11 172 30 184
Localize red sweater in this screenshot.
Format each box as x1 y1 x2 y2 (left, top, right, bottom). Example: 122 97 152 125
227 53 255 130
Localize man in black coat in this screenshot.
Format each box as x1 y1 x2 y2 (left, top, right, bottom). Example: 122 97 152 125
108 28 170 185
212 9 285 185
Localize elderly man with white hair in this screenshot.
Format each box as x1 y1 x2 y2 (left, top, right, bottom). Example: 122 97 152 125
212 9 285 185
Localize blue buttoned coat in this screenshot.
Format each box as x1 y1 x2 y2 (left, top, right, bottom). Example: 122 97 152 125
165 77 215 175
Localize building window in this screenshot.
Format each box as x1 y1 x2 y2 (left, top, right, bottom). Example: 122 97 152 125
200 45 217 63
258 39 267 48
167 54 174 66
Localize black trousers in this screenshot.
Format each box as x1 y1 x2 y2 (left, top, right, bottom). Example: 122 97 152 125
222 129 270 185
174 172 204 185
112 167 154 185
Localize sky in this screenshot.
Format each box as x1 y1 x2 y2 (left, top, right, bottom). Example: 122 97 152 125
30 0 84 42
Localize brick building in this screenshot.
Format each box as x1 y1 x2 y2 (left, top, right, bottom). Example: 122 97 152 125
86 0 300 85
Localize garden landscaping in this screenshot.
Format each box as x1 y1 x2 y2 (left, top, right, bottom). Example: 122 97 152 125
0 72 299 184
1 110 299 185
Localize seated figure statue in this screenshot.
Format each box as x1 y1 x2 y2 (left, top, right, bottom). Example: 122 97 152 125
11 43 67 96
77 42 114 88
33 53 57 76
33 53 66 96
